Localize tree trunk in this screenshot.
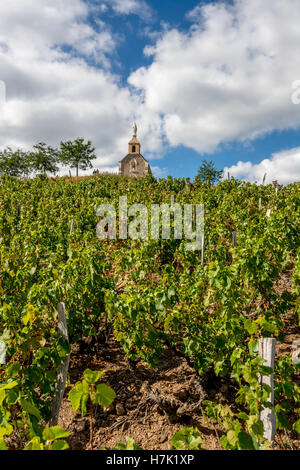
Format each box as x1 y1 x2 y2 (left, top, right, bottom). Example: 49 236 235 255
76 165 79 177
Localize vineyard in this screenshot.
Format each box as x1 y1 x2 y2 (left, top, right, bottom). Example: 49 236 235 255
0 173 299 451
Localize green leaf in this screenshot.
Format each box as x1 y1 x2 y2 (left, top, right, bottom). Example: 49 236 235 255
226 429 238 447
68 380 89 414
0 381 18 391
43 426 70 442
50 440 69 450
236 412 249 421
256 317 277 333
247 416 264 438
25 437 43 450
230 348 242 366
126 437 141 450
6 388 19 405
22 306 36 325
83 369 105 385
0 390 6 408
115 438 143 450
20 399 41 420
0 423 13 439
0 329 10 342
0 438 8 450
220 434 231 450
80 393 89 417
95 383 116 407
237 431 256 450
171 428 203 450
167 287 176 299
68 388 82 413
275 405 292 430
244 319 258 335
293 419 300 434
248 339 259 355
5 362 21 377
214 359 225 376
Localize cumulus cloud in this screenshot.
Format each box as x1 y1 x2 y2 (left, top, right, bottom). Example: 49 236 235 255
0 0 115 65
151 166 168 178
224 147 300 184
129 0 300 154
0 0 161 172
107 0 153 21
1 0 300 178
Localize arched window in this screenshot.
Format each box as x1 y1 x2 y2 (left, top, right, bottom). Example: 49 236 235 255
130 159 137 172
132 145 136 153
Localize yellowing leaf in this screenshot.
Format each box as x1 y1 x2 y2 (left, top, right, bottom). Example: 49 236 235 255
22 305 36 325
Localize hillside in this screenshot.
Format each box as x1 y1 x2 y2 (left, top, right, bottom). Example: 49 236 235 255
0 174 299 450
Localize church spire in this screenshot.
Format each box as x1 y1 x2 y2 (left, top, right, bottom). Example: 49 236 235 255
128 122 140 154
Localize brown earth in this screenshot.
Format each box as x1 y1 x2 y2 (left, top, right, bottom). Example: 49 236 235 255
58 317 299 451
58 337 225 450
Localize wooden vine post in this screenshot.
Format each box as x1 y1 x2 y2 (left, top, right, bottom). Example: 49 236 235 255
201 234 204 266
292 340 300 365
232 231 237 247
0 340 6 365
258 338 276 442
50 302 70 426
70 219 75 235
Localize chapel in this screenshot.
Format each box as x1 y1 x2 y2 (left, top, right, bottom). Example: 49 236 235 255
118 123 152 177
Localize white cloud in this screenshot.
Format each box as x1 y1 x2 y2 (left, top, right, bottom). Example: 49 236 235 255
1 0 300 178
0 0 115 65
224 147 300 184
129 0 300 154
57 165 119 177
151 166 168 178
107 0 153 21
0 0 161 172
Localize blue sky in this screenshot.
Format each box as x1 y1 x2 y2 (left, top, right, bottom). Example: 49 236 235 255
101 0 202 78
0 0 299 183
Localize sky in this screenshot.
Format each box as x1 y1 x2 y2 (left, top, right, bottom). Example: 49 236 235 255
0 0 299 184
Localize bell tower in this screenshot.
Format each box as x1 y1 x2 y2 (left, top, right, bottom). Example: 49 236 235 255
128 122 141 154
118 123 152 177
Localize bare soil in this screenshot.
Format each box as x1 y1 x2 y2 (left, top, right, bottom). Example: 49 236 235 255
58 337 225 450
58 321 299 451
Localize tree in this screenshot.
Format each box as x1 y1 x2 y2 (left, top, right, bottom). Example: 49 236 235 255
59 138 96 177
195 159 223 186
0 147 31 177
29 142 59 175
